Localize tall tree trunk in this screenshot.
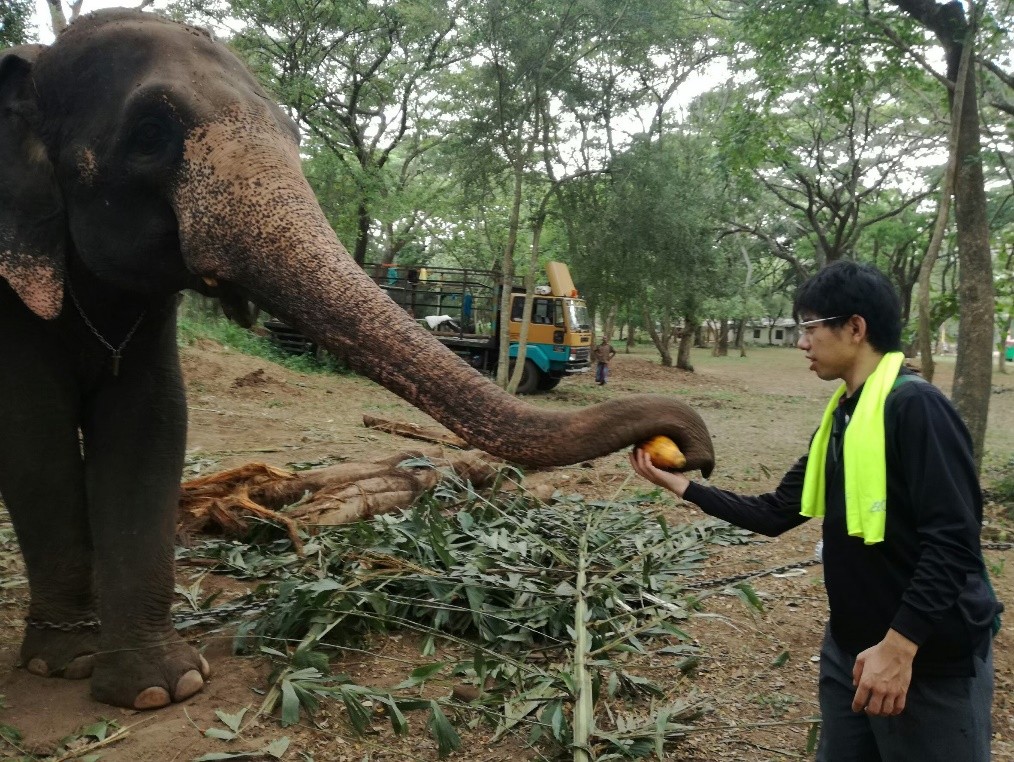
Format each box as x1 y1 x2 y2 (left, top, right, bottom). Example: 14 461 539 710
643 307 673 366
916 27 972 383
353 201 370 267
602 304 618 340
496 137 536 387
694 324 706 348
738 246 752 358
677 311 695 371
892 0 994 467
712 319 729 357
950 70 994 468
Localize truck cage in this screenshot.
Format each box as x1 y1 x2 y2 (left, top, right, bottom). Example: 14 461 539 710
365 262 506 341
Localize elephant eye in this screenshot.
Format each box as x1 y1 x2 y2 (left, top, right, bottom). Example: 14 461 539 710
131 118 169 155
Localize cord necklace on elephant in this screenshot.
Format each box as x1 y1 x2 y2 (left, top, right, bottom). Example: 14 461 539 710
66 279 145 376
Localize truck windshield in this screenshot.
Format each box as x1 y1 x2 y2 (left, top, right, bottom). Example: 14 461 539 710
564 299 591 331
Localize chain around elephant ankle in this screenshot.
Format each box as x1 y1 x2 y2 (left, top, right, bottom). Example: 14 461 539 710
25 616 100 633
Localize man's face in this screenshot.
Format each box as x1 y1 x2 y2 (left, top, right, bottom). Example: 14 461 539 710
797 315 857 381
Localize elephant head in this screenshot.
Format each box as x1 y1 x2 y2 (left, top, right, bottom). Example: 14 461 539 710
0 10 715 475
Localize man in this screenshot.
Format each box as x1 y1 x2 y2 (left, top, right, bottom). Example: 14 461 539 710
593 336 616 385
630 260 1000 761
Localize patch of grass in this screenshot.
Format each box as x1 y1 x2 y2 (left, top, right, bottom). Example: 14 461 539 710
983 457 1014 525
177 312 349 377
750 691 799 718
990 461 1014 505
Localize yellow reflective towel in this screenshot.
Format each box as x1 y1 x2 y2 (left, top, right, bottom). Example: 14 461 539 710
800 352 905 545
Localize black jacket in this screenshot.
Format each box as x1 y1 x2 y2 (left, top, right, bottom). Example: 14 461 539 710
683 373 1002 676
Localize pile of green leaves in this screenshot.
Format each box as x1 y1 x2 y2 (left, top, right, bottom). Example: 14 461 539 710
179 465 755 757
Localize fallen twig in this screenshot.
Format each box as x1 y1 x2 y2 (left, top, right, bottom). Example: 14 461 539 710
362 415 468 448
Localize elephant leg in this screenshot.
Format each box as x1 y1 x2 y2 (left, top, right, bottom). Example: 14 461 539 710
82 314 208 709
0 305 98 679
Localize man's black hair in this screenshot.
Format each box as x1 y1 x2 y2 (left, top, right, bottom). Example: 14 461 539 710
792 260 902 353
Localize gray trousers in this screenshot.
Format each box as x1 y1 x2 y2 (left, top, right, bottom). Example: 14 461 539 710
817 629 993 762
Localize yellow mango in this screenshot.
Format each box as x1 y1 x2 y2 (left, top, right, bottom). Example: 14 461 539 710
639 435 687 471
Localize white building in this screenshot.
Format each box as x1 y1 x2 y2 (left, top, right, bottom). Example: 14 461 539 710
741 318 799 347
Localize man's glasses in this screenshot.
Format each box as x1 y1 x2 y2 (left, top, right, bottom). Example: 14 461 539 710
797 315 846 333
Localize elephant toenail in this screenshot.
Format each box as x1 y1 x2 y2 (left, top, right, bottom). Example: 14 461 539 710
26 658 50 676
174 669 205 701
134 686 171 710
62 654 95 679
199 656 211 678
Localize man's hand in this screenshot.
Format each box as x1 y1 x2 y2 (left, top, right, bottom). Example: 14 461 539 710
629 447 691 498
851 629 918 716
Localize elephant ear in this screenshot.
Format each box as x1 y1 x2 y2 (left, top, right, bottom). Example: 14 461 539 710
0 46 66 320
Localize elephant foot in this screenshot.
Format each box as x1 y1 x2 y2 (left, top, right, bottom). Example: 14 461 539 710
90 636 211 710
133 664 208 709
20 625 98 679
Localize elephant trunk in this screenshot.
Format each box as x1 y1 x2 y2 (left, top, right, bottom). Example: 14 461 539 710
174 107 715 475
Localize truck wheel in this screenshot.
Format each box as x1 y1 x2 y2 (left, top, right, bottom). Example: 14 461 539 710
537 375 562 391
510 359 540 395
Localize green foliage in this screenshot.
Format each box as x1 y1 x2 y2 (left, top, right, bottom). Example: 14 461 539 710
176 309 348 376
705 0 954 300
253 647 453 753
990 456 1014 505
178 467 752 756
0 722 21 749
228 491 749 655
732 1 924 112
580 130 737 361
0 0 35 47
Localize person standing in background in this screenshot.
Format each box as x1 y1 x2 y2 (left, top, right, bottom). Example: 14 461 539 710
593 336 616 385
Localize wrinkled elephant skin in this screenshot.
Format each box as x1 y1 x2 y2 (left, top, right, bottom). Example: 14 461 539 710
0 11 715 709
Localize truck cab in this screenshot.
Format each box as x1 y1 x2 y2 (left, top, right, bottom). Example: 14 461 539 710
505 271 591 390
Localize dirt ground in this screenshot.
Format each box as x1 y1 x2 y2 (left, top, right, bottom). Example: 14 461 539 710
1 340 1012 761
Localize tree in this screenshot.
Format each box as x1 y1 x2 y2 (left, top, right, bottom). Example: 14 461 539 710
725 0 1002 466
601 134 734 369
711 20 942 279
35 0 122 36
855 195 937 331
1 0 36 46
550 2 730 360
446 0 724 386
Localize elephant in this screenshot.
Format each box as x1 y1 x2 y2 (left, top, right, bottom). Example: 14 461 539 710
0 10 714 710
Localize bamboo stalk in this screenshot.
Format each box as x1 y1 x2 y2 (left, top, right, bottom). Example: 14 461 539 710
572 515 594 762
